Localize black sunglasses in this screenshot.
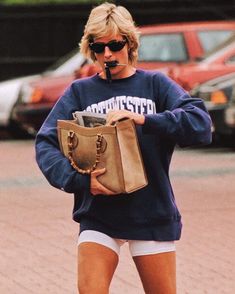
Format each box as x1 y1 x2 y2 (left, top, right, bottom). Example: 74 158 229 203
89 40 127 54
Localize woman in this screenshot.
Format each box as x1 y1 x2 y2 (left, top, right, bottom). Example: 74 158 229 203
35 2 212 293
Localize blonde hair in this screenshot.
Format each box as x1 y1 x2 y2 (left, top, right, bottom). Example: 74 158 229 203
79 2 140 65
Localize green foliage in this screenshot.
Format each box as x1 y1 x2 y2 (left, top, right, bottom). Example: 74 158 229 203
0 0 104 5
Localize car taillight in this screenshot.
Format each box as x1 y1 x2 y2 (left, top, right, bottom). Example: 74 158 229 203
18 84 42 104
211 90 227 104
30 88 43 103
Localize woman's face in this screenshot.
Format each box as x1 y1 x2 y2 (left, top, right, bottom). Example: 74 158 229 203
91 33 134 80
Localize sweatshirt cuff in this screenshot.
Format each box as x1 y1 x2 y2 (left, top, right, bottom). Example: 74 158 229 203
61 172 90 194
142 114 165 134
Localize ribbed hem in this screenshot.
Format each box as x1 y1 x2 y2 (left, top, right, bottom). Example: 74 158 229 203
78 216 182 241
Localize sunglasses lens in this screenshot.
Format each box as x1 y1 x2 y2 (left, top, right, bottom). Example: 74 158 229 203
90 43 105 53
90 40 126 53
108 41 126 52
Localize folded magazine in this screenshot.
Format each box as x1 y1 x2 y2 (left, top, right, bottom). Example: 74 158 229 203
73 111 106 127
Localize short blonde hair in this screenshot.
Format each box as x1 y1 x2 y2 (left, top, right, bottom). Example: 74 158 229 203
79 2 140 65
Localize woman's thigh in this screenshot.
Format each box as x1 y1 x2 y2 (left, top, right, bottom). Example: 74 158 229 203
77 242 119 294
133 251 176 294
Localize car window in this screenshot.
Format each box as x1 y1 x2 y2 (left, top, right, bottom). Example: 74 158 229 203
138 33 187 62
198 30 234 53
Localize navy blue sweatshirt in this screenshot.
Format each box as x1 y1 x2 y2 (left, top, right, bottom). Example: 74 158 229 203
35 69 212 241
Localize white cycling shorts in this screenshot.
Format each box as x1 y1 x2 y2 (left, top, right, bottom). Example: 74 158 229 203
78 230 175 257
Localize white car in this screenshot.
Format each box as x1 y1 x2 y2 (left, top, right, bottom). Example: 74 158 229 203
0 74 39 127
0 49 86 135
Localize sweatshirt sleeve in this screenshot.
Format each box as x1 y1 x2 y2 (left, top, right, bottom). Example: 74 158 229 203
35 84 90 194
143 72 212 147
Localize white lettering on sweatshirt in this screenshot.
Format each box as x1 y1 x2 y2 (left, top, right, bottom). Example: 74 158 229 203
85 96 156 115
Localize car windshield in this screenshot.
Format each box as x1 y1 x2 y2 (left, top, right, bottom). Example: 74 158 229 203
138 33 188 62
43 49 86 76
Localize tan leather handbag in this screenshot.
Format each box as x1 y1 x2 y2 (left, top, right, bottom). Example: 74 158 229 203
57 118 148 194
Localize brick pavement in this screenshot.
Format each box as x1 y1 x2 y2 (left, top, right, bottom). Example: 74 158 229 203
0 140 235 294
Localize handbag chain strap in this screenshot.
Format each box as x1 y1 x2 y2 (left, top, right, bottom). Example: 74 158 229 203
67 130 103 175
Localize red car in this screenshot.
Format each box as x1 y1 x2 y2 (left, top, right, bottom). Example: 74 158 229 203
137 21 235 70
11 21 235 135
168 36 235 91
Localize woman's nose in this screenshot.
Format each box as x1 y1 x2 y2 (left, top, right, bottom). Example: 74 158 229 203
104 46 112 58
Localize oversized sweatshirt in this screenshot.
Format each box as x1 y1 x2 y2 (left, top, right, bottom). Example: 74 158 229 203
35 69 212 241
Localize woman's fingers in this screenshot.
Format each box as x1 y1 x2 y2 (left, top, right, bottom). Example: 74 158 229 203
90 168 116 195
106 110 129 125
106 110 145 125
92 183 116 195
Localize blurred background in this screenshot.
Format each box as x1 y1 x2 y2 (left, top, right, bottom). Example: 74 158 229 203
0 0 235 144
1 0 235 81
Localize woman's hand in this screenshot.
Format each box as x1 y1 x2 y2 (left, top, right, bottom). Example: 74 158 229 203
90 168 116 196
107 110 145 125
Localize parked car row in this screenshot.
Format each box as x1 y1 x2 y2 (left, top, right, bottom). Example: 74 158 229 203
191 72 235 142
1 20 235 141
0 49 89 136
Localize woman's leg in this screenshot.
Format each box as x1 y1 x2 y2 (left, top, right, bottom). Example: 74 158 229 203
77 242 119 294
133 251 176 294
